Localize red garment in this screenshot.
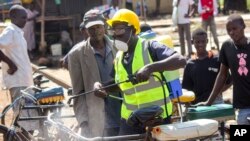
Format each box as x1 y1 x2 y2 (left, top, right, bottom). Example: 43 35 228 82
200 0 214 20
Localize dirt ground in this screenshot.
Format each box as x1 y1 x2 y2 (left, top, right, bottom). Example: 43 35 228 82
0 69 12 125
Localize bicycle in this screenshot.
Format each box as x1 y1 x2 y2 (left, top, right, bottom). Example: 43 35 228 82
46 106 220 141
1 65 63 117
47 77 220 141
1 66 49 126
0 87 39 141
0 86 72 141
1 66 61 124
42 75 223 141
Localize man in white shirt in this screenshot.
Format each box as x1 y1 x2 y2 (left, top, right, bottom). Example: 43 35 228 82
108 0 119 19
173 0 195 57
0 5 39 133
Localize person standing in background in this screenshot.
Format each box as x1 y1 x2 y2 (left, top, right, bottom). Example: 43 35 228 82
182 28 232 104
224 0 248 14
198 0 220 51
196 14 250 125
23 2 39 59
103 0 120 19
0 4 39 134
60 21 89 69
174 0 195 57
109 0 120 19
125 0 133 11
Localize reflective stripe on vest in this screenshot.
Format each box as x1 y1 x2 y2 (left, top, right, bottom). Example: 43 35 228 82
114 38 172 120
122 77 161 95
124 98 170 110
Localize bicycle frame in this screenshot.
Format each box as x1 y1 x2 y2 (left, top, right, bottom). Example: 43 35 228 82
18 87 74 140
0 87 39 141
47 113 146 141
0 86 73 141
47 112 223 141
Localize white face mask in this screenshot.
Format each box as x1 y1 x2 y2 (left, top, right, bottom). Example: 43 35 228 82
114 30 132 52
114 39 128 52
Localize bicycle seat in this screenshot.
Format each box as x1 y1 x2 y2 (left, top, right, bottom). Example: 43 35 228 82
127 105 164 127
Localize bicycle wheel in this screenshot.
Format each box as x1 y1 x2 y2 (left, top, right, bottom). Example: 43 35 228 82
1 104 14 126
0 125 9 141
0 125 24 141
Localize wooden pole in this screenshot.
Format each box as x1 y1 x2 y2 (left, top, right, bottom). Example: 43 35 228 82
32 64 71 89
39 0 46 55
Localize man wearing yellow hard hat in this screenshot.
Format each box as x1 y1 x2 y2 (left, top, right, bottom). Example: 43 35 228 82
94 9 186 135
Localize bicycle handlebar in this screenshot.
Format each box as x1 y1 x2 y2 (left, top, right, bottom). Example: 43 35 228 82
20 88 38 103
0 86 39 119
32 66 47 74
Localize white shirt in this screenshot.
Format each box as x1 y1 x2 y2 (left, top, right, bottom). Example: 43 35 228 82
173 0 194 24
23 8 39 51
109 6 119 19
198 0 218 16
0 23 33 88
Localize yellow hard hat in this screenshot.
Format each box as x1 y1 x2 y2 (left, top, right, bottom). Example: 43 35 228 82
107 9 140 34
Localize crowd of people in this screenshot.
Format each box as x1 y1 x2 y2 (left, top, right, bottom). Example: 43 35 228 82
62 7 250 137
1 0 250 139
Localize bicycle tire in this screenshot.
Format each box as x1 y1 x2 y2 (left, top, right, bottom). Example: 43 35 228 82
1 104 14 126
0 124 24 141
1 103 63 140
0 125 12 141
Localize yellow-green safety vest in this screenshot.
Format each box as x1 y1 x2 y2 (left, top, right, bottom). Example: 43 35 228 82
114 38 172 120
140 33 183 99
